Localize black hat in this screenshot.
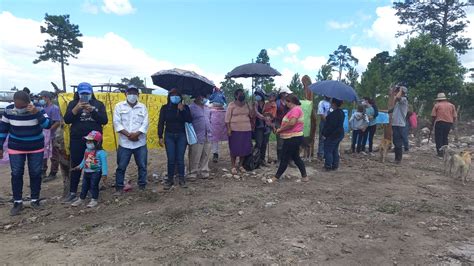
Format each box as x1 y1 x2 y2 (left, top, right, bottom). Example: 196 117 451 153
126 85 139 93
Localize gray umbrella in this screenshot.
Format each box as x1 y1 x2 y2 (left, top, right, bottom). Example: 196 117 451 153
225 63 281 78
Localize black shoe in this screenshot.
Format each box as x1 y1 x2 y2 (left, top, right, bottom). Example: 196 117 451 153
179 181 188 188
42 173 57 183
213 153 218 163
163 183 173 190
10 202 23 216
63 193 77 203
30 200 42 210
138 185 146 191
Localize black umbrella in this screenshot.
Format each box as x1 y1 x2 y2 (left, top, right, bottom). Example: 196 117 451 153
225 63 281 78
309 80 358 102
151 68 215 96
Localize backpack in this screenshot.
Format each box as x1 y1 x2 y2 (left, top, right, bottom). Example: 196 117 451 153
243 147 261 171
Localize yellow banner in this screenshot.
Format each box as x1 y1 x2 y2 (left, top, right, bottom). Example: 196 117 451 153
57 92 167 152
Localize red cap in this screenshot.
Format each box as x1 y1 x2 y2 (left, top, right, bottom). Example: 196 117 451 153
84 130 102 142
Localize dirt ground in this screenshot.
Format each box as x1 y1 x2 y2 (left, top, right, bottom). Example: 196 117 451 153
0 135 473 264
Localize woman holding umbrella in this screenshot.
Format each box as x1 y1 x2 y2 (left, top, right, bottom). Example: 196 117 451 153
225 89 252 175
158 89 192 189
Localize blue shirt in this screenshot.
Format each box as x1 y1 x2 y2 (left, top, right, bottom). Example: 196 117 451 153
79 149 108 175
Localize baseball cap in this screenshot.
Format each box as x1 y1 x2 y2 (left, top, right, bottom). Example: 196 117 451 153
126 85 139 93
38 91 53 99
77 82 93 94
84 130 102 142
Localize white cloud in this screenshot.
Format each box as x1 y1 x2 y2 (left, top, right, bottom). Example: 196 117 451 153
101 0 136 15
286 43 300 53
274 68 295 90
366 6 411 51
350 46 381 73
267 46 284 57
0 11 222 93
82 0 99 15
327 20 354 30
283 55 299 64
300 56 327 72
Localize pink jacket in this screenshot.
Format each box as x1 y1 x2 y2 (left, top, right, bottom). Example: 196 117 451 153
210 108 228 142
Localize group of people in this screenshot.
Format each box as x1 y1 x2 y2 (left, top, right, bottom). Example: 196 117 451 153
0 82 459 216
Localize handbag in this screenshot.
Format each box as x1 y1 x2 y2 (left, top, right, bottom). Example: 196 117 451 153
185 122 198 145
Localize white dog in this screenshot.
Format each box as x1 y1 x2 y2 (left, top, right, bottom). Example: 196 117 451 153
440 145 456 175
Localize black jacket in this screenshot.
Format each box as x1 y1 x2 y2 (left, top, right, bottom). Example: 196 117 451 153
158 103 192 139
322 108 345 140
63 98 108 140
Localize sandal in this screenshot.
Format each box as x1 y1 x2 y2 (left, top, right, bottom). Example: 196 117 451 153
231 168 238 175
239 166 246 173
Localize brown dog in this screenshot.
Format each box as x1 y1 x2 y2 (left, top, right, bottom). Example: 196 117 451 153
379 139 392 163
450 151 472 185
300 136 312 162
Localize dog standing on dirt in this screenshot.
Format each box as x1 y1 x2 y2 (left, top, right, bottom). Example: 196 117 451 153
449 150 472 185
300 136 312 162
440 145 456 175
379 139 392 163
53 125 71 197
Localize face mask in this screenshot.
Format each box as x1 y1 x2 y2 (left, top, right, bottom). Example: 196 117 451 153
86 143 95 150
80 94 91 102
39 99 46 106
33 99 38 104
255 95 262 102
14 107 28 114
238 95 245 102
170 95 181 104
127 94 138 104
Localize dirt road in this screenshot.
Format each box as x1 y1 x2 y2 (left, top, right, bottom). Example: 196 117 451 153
0 141 473 264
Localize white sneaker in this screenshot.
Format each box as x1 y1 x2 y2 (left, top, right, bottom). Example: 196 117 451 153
87 199 98 208
71 198 83 207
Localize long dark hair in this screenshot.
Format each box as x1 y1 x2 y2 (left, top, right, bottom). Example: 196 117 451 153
92 140 103 151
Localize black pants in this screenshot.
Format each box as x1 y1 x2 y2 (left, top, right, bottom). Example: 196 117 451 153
254 128 269 163
362 125 376 152
392 126 404 162
276 136 307 178
435 121 452 154
69 138 86 193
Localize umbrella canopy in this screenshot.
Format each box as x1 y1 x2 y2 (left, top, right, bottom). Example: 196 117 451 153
309 80 358 102
151 68 215 96
225 63 281 78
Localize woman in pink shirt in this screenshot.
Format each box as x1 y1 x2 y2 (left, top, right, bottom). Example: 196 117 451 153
268 94 308 183
225 89 252 174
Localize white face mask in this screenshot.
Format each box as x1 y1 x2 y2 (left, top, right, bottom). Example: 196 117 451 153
86 143 95 150
127 94 138 104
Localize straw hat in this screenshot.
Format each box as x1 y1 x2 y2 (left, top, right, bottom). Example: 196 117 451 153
435 92 447 101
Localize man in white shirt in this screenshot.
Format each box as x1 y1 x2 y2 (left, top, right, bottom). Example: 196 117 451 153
113 86 149 194
317 96 331 159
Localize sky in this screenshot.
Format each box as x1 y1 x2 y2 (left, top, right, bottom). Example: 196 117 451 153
0 0 473 94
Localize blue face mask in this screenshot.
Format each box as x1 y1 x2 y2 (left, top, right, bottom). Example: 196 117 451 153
39 99 46 106
14 107 28 115
86 143 95 150
202 98 209 105
170 95 181 104
255 95 262 102
80 93 91 102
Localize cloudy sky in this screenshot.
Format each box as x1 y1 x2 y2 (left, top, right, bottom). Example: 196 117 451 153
1 0 473 94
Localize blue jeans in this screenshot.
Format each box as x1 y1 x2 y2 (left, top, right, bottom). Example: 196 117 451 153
115 145 148 189
324 136 343 169
80 172 101 200
10 152 44 201
317 121 326 157
351 129 365 153
165 132 187 184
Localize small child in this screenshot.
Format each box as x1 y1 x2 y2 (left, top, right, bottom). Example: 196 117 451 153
349 105 369 153
71 130 107 208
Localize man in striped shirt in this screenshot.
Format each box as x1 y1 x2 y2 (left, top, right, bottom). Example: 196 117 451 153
0 91 52 216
